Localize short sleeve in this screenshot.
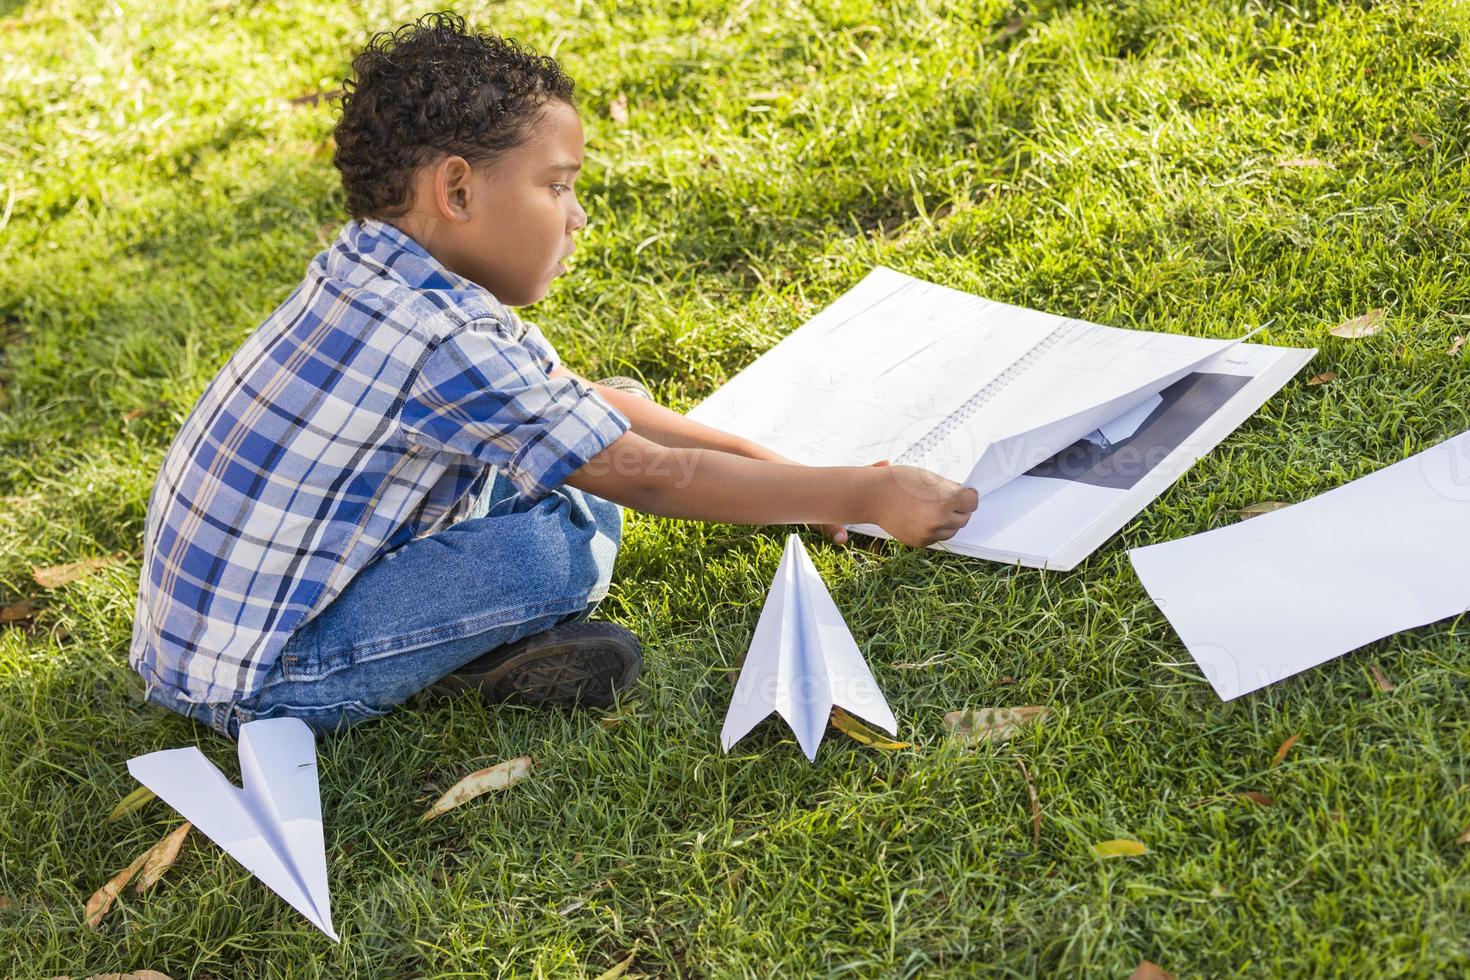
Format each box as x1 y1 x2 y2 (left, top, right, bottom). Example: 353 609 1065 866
399 318 629 499
515 317 562 374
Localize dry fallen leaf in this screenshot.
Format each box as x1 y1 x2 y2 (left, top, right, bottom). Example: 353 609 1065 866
1330 308 1386 339
1272 733 1300 766
84 823 192 926
594 952 635 980
1015 756 1042 848
1 600 36 625
1234 791 1277 807
1456 825 1470 845
134 822 190 894
1449 336 1465 357
121 400 166 423
84 853 150 927
1092 838 1148 859
830 707 911 750
944 706 1050 745
1306 371 1337 386
33 555 117 589
608 92 629 125
1129 961 1176 980
106 786 157 823
1237 501 1289 519
1369 665 1396 692
421 756 533 822
1409 132 1431 148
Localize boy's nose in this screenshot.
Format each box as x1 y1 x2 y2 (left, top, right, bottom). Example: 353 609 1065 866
569 201 588 233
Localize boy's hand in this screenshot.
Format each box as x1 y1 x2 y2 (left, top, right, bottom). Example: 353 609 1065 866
869 465 979 547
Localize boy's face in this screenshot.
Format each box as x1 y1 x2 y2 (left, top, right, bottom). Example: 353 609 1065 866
400 99 588 307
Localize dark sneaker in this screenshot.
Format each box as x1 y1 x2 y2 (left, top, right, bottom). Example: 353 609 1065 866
428 622 642 709
595 375 654 401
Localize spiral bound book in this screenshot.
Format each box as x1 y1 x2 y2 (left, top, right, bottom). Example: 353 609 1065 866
689 267 1316 569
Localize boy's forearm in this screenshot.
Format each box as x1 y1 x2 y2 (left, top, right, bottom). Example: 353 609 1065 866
592 382 777 459
565 432 880 527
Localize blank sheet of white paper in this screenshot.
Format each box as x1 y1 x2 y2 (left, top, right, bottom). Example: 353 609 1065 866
1129 430 1470 700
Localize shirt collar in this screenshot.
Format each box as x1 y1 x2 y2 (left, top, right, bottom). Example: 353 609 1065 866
333 217 487 295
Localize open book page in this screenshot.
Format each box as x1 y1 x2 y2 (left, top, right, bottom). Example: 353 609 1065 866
688 267 1068 467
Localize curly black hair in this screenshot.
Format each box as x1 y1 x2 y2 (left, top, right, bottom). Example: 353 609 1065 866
332 12 576 220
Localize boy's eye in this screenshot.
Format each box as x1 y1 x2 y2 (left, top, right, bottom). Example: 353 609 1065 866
551 183 570 196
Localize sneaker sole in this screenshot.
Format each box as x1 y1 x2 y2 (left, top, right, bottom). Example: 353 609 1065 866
431 622 642 709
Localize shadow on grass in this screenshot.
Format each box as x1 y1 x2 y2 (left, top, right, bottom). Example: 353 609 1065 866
0 145 343 451
0 115 974 479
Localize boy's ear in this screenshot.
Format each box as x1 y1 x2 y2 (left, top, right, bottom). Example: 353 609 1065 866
433 155 475 222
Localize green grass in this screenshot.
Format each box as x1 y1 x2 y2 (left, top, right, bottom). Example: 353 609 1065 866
3 0 1470 975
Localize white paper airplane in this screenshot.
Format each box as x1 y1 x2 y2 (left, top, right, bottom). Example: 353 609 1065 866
127 717 337 941
721 534 899 760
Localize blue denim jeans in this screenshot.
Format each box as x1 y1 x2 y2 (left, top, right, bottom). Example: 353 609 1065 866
143 470 622 740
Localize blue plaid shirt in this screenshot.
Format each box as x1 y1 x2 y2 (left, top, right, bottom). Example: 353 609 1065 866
131 218 630 703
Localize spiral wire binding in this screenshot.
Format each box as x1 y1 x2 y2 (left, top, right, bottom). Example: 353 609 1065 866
894 320 1079 466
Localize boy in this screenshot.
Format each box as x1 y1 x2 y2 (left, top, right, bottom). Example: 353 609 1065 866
131 12 978 740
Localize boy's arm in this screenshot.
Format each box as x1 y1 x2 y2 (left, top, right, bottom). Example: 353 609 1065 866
559 367 876 540
562 430 978 548
554 366 783 462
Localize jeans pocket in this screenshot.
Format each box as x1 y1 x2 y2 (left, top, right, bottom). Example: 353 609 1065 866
276 629 325 682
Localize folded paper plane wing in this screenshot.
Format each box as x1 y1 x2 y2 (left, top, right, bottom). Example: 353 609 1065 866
721 534 898 760
127 717 337 941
